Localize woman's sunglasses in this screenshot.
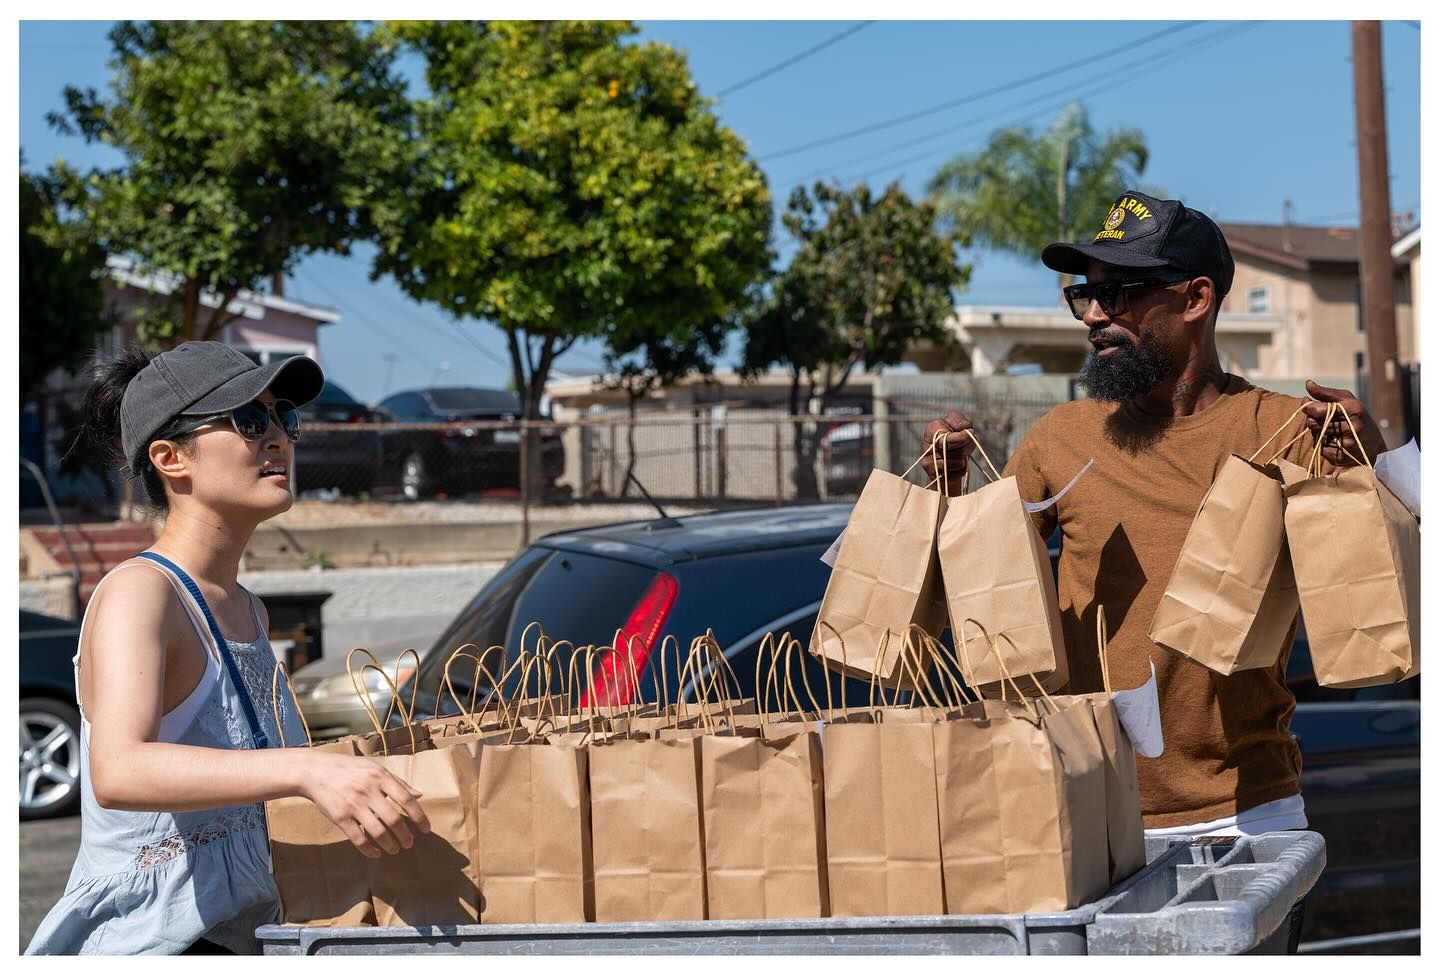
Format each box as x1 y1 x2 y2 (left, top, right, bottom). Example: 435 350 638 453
171 399 302 443
1062 272 1193 321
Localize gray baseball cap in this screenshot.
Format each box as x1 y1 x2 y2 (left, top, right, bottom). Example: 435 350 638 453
120 341 325 474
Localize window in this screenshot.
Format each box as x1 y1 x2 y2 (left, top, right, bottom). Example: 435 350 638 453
1246 286 1270 314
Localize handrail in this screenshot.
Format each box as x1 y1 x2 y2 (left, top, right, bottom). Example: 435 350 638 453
20 456 84 619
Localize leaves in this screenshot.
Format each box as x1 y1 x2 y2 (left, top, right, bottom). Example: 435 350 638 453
19 167 111 398
373 21 773 419
48 21 412 342
927 102 1152 288
743 180 968 392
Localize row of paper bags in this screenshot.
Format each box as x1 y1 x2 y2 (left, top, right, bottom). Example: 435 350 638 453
265 632 1147 927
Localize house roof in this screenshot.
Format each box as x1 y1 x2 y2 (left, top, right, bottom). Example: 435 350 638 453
1220 222 1416 272
104 255 341 324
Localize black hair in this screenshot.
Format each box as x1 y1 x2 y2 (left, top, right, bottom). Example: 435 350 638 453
71 344 199 513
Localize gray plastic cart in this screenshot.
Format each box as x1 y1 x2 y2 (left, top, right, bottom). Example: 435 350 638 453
256 830 1324 955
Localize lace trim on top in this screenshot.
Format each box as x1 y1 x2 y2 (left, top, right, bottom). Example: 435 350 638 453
132 804 266 870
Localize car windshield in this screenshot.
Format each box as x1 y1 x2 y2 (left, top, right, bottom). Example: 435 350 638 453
427 388 519 413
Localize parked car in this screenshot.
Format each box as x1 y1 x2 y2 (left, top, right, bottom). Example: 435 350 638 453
294 379 385 497
19 610 84 821
374 387 565 500
399 505 1418 952
819 421 873 497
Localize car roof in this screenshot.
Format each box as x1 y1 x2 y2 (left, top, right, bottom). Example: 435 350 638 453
534 503 853 566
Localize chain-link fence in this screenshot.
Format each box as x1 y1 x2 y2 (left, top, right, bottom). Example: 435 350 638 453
288 384 1075 508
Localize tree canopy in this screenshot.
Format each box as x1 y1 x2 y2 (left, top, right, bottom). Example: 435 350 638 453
48 20 411 344
743 180 969 498
20 166 110 398
373 20 773 426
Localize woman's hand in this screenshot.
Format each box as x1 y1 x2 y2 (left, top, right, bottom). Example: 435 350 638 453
298 752 432 859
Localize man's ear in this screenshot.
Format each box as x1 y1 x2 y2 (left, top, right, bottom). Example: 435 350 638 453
1184 276 1218 328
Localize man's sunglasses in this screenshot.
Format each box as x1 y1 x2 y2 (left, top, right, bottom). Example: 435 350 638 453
1062 272 1193 321
170 399 302 443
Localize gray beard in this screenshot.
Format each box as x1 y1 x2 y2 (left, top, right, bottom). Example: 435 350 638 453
1077 333 1175 402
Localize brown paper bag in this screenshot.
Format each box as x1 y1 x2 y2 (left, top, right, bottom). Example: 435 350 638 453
822 713 944 917
1150 418 1305 673
936 694 1109 914
1085 608 1146 885
937 435 1068 692
265 795 376 926
1280 407 1420 687
699 725 828 920
811 456 948 686
589 735 708 921
469 739 592 923
366 743 482 926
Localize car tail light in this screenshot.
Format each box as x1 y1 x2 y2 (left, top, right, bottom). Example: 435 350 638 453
581 571 679 708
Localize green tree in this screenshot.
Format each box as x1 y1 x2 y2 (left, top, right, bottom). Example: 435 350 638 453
743 181 969 500
927 103 1150 291
373 21 773 490
20 166 111 398
47 20 410 344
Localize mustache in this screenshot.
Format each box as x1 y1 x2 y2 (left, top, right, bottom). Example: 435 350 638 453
1088 329 1135 347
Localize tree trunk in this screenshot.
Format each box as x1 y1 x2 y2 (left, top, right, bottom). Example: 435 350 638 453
789 370 821 501
620 387 640 498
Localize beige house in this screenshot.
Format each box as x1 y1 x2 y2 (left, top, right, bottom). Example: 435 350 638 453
905 221 1416 386
1223 222 1416 379
1391 225 1421 363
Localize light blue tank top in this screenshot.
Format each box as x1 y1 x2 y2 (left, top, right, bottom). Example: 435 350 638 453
25 556 308 955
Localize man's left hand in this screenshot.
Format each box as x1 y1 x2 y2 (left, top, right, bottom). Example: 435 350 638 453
1303 380 1389 468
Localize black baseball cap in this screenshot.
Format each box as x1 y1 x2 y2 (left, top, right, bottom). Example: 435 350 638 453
1041 189 1235 297
120 341 324 474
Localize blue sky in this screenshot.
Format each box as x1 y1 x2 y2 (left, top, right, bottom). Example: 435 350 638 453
19 19 1423 403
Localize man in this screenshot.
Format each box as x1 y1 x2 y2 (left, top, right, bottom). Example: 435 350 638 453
921 189 1389 837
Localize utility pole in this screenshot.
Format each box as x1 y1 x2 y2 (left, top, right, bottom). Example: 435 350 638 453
1350 21 1404 447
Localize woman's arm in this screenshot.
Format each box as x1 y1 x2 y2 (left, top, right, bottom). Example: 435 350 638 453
83 570 429 858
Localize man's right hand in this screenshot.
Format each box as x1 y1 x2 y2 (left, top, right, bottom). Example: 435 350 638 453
920 411 978 496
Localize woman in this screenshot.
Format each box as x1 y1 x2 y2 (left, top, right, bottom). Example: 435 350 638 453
27 342 430 955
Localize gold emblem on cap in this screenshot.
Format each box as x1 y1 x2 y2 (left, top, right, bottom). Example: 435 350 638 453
1103 207 1125 231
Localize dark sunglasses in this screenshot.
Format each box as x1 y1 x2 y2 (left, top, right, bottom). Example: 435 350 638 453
1062 272 1193 321
171 399 302 443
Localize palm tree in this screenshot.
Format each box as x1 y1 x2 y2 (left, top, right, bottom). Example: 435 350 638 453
927 103 1153 292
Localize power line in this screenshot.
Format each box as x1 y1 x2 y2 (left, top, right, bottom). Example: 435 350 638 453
299 272 435 370
716 22 874 99
837 22 1262 189
307 261 514 372
758 21 1202 163
777 22 1252 188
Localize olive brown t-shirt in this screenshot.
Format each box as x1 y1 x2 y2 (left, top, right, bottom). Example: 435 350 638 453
1000 376 1325 828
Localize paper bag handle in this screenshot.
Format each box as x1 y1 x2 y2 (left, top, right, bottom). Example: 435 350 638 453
957 618 1038 718
271 659 314 748
357 664 418 756
790 632 825 719
813 620 851 720
380 648 421 729
1247 406 1308 463
445 646 510 730
1097 605 1113 696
